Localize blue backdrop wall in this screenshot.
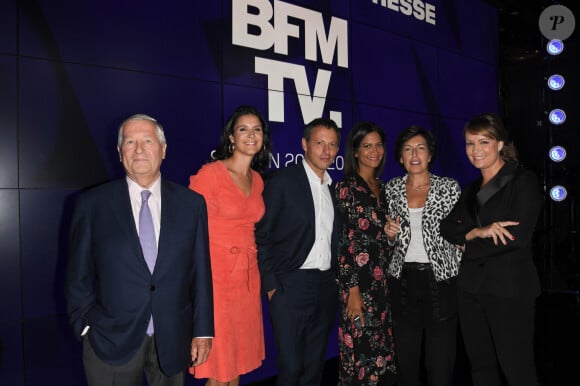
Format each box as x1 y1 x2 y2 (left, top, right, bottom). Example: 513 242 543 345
0 0 499 384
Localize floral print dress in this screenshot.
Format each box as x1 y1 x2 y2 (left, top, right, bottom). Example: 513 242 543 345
335 174 396 386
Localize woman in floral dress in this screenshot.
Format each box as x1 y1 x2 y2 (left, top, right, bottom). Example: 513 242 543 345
335 122 396 386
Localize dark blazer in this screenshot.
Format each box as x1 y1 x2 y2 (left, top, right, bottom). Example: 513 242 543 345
440 162 543 302
255 163 341 293
65 178 214 376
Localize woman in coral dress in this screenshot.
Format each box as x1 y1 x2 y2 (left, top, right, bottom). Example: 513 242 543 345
189 106 272 386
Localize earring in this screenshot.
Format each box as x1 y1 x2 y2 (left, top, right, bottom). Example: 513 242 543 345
229 143 235 154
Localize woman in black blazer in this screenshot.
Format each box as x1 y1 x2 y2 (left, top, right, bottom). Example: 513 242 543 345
440 113 543 386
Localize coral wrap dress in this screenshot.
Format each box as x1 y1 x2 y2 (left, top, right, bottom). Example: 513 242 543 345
189 161 265 381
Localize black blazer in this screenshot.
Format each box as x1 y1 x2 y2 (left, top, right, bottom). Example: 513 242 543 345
440 162 543 302
65 178 214 376
255 163 341 293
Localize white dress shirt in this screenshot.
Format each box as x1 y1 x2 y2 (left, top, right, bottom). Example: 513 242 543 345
300 160 334 271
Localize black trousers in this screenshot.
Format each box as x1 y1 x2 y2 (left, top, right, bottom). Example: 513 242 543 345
458 290 540 386
269 269 337 386
389 264 458 386
83 334 184 386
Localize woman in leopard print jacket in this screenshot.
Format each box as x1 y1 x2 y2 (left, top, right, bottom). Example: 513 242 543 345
384 125 462 386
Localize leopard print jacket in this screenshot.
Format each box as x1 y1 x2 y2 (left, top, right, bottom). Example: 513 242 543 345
385 174 462 282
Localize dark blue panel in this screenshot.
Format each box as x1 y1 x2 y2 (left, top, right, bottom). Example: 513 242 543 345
437 0 498 63
351 23 437 114
0 321 24 385
223 84 270 122
19 0 222 81
18 58 114 188
438 116 480 187
18 58 222 189
222 0 350 31
0 57 17 188
0 0 16 54
0 189 20 321
22 315 85 386
20 189 76 318
351 0 439 46
437 51 498 120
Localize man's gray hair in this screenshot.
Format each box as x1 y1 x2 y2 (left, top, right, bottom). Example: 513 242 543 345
117 114 167 147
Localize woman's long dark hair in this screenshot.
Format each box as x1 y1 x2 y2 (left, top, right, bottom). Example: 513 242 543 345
213 105 272 172
344 121 386 177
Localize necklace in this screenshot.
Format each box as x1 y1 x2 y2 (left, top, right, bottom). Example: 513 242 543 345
407 180 429 192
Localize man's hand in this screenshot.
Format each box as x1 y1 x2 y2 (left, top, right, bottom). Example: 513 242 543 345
190 337 212 366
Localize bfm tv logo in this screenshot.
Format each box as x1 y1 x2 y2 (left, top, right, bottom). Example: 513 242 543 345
232 0 347 127
231 0 437 127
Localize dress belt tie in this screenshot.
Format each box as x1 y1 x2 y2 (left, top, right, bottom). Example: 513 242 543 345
229 245 257 291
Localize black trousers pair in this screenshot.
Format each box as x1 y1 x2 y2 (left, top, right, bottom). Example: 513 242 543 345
458 289 540 386
389 263 458 386
268 269 337 386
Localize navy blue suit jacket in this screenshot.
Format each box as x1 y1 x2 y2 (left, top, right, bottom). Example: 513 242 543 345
255 163 340 294
65 178 214 376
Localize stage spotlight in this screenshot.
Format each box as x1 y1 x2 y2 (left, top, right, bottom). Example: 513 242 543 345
549 146 567 162
548 109 566 125
546 39 564 55
549 185 568 202
547 74 565 90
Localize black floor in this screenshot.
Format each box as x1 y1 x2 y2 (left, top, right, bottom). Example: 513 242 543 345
247 291 580 386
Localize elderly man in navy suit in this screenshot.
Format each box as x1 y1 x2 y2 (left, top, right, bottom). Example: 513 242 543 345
256 118 341 386
66 114 214 386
